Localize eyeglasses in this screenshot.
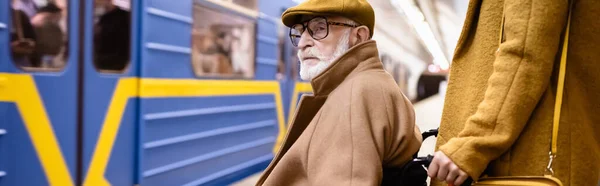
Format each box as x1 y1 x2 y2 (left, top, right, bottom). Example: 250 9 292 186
289 16 358 47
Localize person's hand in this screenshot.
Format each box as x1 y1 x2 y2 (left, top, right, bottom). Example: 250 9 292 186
11 40 35 55
428 151 469 186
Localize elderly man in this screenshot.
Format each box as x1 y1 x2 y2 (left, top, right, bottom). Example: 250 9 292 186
256 0 422 185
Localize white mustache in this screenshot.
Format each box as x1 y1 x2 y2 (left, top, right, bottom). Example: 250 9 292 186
298 47 326 62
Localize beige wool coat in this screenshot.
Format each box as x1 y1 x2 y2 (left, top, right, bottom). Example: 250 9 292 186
256 41 422 185
434 0 600 185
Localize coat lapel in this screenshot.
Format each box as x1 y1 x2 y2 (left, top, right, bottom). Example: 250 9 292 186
256 95 327 185
452 0 483 58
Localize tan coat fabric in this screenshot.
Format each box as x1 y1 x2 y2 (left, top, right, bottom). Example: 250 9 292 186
256 41 422 185
433 0 600 185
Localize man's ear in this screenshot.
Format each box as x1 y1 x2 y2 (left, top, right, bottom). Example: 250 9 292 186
351 26 370 46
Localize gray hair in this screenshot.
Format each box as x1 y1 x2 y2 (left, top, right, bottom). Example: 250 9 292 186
345 19 358 25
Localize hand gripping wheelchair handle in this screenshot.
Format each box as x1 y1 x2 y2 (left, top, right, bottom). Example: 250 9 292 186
414 128 474 186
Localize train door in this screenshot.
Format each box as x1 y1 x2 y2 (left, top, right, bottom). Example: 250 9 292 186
0 0 80 185
274 8 296 124
137 0 283 185
81 0 139 185
275 3 312 121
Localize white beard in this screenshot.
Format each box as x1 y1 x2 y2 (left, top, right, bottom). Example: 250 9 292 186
298 30 351 81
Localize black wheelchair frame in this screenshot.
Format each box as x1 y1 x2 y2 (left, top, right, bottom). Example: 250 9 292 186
381 128 473 186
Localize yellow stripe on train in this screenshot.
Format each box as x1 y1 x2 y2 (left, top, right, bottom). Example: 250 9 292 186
287 82 313 124
0 73 74 186
0 73 311 186
83 78 288 186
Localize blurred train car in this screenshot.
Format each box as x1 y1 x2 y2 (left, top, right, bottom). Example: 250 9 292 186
0 0 460 185
1 0 308 185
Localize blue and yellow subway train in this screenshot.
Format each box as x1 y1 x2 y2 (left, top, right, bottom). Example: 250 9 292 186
0 0 315 185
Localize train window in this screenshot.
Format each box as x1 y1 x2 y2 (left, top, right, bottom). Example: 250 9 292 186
10 0 69 71
230 0 257 10
276 21 300 81
93 0 131 73
276 23 286 80
288 35 299 81
191 4 256 78
205 0 258 12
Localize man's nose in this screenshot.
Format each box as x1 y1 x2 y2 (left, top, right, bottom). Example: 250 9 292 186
297 30 314 50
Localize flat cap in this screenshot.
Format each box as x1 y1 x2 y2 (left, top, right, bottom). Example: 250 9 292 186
281 0 375 38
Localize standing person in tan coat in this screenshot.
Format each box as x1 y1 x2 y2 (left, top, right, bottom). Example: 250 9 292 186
427 0 600 186
256 0 422 185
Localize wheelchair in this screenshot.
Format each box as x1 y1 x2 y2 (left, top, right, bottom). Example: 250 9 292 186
381 128 473 186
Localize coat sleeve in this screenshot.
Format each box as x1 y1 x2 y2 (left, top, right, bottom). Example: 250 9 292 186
309 77 421 186
438 0 569 180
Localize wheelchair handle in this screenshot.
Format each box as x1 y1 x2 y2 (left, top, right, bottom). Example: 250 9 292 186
421 128 439 140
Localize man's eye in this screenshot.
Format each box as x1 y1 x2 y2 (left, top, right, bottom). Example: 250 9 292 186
313 25 325 32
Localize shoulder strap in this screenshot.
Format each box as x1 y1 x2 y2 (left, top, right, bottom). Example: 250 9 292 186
548 0 573 175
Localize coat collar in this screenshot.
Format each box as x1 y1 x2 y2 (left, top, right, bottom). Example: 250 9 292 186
452 0 482 58
310 40 382 96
